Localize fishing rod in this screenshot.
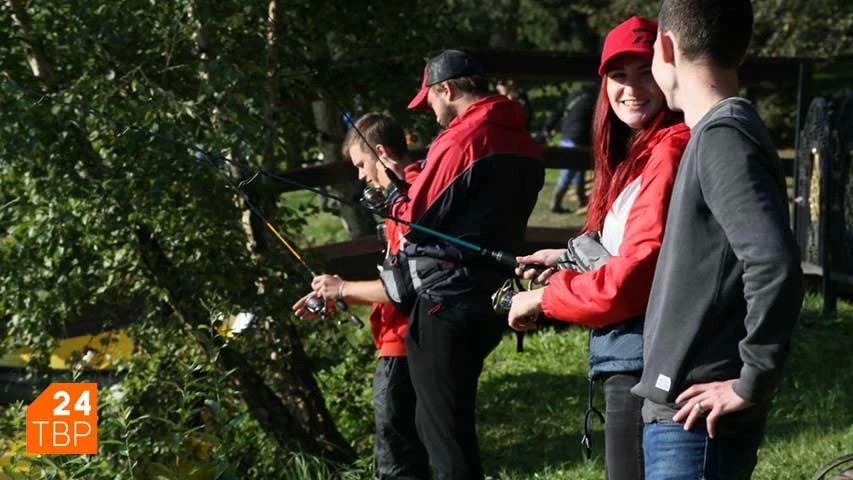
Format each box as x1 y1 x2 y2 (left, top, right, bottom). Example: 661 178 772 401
2 76 364 328
220 168 364 328
5 76 528 286
259 166 522 270
5 66 524 272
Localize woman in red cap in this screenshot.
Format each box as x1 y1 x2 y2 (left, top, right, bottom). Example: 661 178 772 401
507 16 689 480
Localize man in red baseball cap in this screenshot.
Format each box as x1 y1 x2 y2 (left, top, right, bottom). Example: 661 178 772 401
407 49 488 126
379 49 544 479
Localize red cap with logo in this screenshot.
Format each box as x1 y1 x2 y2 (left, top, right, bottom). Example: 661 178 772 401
598 16 658 76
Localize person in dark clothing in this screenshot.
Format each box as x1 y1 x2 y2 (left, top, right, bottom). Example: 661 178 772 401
630 2 804 479
392 49 544 479
542 83 597 213
293 113 429 480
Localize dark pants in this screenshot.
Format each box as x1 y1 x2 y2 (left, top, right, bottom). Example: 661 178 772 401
405 295 505 480
601 373 644 480
643 408 767 480
373 356 430 480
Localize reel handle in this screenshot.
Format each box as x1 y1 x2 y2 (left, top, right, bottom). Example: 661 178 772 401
517 263 551 274
489 250 520 270
335 299 365 329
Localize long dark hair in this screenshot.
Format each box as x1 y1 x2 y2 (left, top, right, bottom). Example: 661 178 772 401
584 76 681 233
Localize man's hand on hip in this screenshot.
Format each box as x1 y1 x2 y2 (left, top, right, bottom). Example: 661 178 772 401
672 379 755 439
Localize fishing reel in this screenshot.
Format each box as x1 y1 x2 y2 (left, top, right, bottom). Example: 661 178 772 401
360 185 390 213
361 180 407 215
491 264 552 314
491 278 518 315
304 294 364 328
305 294 327 315
491 276 539 353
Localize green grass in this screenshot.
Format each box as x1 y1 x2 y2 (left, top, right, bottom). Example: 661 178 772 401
478 327 605 480
527 168 590 231
290 168 590 247
473 294 853 480
281 190 354 247
290 170 853 480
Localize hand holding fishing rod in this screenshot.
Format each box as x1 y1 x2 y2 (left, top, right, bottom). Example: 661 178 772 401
256 211 363 328
225 168 363 329
515 249 564 284
492 251 557 317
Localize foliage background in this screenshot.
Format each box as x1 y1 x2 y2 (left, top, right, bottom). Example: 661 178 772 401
0 0 851 478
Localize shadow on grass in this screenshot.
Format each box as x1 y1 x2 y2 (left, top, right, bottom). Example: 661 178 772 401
477 370 605 476
764 308 853 444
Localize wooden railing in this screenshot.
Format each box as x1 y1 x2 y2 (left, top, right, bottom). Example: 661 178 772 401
298 148 796 281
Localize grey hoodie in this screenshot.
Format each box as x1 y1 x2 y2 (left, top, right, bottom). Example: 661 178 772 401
631 98 803 418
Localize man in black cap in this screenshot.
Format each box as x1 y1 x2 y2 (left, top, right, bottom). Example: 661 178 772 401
384 49 544 479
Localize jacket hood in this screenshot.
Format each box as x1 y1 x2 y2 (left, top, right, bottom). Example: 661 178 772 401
448 94 529 132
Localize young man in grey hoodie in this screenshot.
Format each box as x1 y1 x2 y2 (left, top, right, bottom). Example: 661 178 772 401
631 1 804 478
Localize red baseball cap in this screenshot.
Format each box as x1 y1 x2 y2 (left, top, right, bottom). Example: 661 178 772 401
408 50 487 111
408 67 431 111
598 16 658 76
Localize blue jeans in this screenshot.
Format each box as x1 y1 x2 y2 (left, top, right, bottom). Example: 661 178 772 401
643 414 766 480
556 168 585 193
555 139 587 204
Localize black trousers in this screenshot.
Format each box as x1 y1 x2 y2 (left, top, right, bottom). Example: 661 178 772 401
602 372 645 480
405 295 505 480
373 356 430 480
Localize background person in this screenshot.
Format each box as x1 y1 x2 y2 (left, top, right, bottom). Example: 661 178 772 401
542 82 597 213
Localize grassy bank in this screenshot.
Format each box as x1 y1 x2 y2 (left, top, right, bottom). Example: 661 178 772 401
475 294 853 479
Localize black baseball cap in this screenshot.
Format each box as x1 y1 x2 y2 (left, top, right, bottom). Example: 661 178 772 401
407 49 487 111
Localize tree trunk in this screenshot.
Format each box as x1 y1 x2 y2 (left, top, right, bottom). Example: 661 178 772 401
189 1 270 256
186 0 355 461
263 0 282 172
8 0 56 88
134 225 354 462
308 31 376 239
11 0 355 463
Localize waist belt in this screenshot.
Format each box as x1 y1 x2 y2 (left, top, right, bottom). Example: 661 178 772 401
379 251 458 314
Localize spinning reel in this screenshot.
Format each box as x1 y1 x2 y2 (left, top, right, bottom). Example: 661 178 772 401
304 294 364 328
491 275 540 353
305 295 327 315
360 185 389 212
491 264 552 314
491 277 521 315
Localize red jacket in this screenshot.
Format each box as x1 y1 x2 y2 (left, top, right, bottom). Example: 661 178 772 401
369 162 421 356
542 122 689 327
391 95 544 295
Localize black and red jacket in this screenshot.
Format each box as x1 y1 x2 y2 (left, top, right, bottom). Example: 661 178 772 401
392 95 544 295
